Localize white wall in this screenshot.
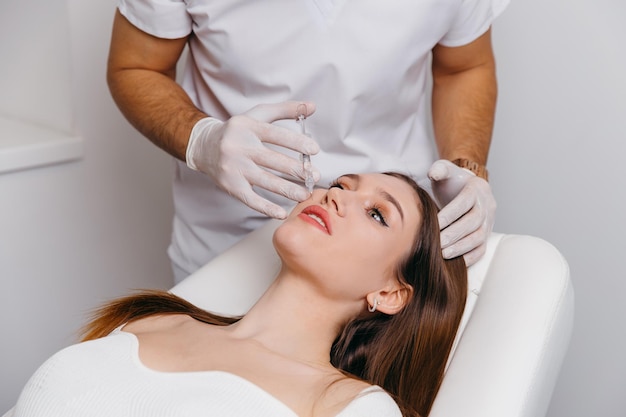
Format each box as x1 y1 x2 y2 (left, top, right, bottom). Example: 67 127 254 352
0 2 72 131
490 1 626 416
0 0 174 411
1 0 625 415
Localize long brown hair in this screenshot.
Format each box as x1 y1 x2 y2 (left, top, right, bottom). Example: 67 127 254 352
81 172 467 417
330 172 467 416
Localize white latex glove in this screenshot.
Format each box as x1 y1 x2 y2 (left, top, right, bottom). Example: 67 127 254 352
186 101 321 219
428 159 497 266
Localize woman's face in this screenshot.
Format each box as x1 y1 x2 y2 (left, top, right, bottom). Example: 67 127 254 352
273 173 422 303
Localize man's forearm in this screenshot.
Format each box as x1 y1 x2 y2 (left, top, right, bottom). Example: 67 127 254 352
431 61 497 166
106 10 206 161
430 28 498 166
108 69 206 161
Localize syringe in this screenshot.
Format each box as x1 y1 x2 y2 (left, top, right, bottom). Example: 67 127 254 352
296 104 314 194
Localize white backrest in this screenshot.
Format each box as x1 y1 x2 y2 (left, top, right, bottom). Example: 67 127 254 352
429 234 574 417
171 220 574 417
171 219 283 316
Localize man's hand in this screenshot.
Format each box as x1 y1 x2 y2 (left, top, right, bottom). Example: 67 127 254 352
428 159 496 266
186 101 321 219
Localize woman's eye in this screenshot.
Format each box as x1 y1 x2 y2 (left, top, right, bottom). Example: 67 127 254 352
368 208 388 227
329 181 344 190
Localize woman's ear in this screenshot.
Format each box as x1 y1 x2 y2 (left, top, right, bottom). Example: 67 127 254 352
366 283 413 315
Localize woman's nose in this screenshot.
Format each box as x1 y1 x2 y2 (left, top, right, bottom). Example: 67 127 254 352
321 187 345 217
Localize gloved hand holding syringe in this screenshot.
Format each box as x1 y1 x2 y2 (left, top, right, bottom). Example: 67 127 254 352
185 101 320 219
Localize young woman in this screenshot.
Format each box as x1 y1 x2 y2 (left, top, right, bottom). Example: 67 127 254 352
8 172 467 417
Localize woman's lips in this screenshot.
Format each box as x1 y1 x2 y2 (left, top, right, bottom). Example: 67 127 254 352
298 205 332 234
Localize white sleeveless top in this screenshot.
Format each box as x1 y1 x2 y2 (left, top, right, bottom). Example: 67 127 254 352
10 329 401 416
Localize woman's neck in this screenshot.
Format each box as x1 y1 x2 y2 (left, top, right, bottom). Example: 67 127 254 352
224 270 356 367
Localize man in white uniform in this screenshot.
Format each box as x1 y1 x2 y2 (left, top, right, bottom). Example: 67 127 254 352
107 0 508 282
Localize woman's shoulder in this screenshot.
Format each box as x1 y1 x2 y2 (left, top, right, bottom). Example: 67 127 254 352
321 377 401 417
337 385 402 417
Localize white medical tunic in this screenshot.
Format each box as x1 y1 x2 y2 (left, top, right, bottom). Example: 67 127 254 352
118 0 510 279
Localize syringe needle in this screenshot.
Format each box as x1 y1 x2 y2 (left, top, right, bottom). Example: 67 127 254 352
302 154 314 193
296 104 314 194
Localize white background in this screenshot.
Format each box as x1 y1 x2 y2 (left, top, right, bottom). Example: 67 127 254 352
490 1 626 415
1 0 625 415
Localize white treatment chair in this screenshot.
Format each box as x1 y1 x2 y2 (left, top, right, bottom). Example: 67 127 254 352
171 219 574 417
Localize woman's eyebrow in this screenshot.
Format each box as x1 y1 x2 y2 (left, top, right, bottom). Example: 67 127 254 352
378 189 404 223
342 173 360 183
342 174 405 223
